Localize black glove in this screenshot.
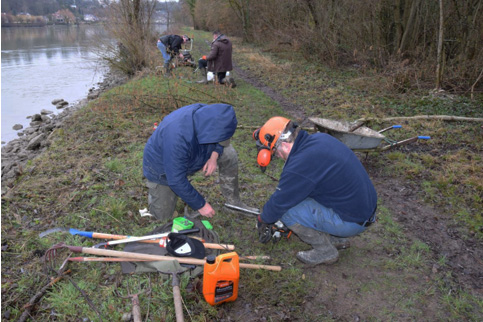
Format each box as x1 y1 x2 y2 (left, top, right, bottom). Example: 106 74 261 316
257 215 272 244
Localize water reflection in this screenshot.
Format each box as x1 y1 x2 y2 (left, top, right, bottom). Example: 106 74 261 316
1 25 109 144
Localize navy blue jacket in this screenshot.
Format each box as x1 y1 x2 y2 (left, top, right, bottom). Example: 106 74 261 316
143 103 237 210
159 35 183 54
261 131 377 224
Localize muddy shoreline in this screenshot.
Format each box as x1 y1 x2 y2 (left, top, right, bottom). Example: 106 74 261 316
1 70 128 194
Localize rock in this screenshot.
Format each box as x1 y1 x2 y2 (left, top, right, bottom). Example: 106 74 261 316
40 115 51 122
87 92 99 100
29 121 43 127
55 103 66 109
26 133 46 150
40 109 53 115
31 114 42 121
51 98 64 105
12 124 23 130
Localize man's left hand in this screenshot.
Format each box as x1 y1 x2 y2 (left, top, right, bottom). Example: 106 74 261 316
257 215 272 244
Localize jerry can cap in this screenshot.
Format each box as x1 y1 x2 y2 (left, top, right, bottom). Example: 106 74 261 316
206 254 216 264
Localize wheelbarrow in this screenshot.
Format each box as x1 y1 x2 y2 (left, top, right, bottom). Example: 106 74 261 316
309 117 430 151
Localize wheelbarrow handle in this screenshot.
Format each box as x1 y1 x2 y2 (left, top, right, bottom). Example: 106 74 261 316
418 136 431 140
378 124 402 133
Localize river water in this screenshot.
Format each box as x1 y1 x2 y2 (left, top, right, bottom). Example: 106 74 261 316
1 25 109 145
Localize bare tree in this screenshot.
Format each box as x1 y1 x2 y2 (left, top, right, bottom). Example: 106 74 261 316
99 0 157 75
435 0 444 89
228 0 251 41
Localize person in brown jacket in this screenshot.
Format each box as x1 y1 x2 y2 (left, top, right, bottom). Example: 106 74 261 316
197 31 236 87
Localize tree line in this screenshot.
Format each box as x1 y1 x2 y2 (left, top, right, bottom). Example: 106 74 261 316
182 0 482 92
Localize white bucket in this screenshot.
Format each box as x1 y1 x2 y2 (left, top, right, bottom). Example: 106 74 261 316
207 72 214 81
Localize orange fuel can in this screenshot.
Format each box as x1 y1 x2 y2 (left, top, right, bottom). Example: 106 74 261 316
202 252 239 306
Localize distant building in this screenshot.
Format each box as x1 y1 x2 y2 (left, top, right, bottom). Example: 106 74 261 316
52 14 65 24
83 14 98 22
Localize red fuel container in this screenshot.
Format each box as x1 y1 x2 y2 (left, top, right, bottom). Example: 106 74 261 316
202 252 239 306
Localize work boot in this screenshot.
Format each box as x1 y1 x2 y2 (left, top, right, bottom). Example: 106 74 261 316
196 68 208 84
218 144 258 215
220 77 237 88
288 223 339 265
329 235 350 250
226 77 237 88
164 62 171 76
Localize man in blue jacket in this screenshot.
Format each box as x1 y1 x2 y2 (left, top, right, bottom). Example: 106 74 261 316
253 116 378 265
143 103 256 221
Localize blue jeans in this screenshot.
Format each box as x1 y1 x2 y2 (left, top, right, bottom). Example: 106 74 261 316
281 198 372 237
157 42 171 64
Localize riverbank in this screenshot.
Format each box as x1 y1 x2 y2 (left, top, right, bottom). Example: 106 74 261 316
1 70 128 194
1 28 481 321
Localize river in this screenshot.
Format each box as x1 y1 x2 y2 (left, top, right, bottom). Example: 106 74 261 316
1 24 110 145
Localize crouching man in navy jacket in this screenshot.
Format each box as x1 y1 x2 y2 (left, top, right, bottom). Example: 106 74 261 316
253 116 377 265
143 103 256 221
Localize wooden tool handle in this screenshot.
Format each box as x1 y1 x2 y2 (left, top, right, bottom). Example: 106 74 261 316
172 274 184 322
71 247 281 271
92 233 235 250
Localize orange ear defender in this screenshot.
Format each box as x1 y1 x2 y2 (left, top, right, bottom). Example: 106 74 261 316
253 128 271 170
253 117 291 170
257 149 272 167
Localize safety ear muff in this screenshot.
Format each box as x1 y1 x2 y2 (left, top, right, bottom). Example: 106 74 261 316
257 148 272 167
253 128 260 141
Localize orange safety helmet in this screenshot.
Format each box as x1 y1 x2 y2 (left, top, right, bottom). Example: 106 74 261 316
253 116 291 169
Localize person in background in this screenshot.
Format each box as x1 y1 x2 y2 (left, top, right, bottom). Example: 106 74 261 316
253 116 378 265
157 34 190 75
196 30 236 87
143 103 257 221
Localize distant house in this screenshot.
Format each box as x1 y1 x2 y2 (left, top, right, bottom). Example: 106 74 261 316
83 14 98 22
52 13 65 24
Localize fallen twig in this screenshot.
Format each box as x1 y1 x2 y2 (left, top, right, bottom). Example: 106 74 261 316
18 269 71 322
356 115 483 123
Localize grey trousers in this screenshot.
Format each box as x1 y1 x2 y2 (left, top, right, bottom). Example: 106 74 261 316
146 144 239 221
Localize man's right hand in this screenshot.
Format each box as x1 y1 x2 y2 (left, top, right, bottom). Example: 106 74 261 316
257 215 272 243
198 202 215 218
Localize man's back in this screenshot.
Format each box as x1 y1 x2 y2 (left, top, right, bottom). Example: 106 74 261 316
207 36 233 72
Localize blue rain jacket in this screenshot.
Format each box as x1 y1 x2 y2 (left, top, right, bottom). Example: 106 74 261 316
143 103 238 210
261 131 377 224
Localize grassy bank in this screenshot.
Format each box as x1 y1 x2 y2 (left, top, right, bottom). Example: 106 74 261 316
1 28 482 321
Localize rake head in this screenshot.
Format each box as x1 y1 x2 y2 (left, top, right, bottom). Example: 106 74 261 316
44 242 72 274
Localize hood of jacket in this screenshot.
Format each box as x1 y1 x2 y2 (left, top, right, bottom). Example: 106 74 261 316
193 103 237 144
214 37 230 45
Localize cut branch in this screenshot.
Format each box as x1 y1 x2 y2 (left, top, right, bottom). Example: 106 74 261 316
356 115 483 123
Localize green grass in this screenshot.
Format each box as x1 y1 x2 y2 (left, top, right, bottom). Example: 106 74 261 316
1 28 482 321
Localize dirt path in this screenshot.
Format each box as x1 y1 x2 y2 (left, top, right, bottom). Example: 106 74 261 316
233 65 311 126
233 63 483 303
